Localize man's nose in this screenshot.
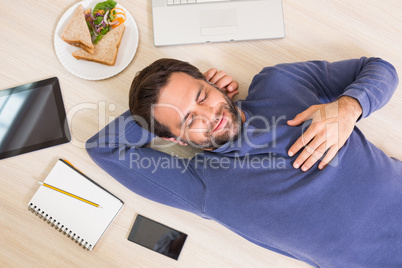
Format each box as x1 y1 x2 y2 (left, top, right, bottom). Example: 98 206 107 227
195 104 216 125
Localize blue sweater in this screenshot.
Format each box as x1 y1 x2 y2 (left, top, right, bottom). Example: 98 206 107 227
86 58 401 267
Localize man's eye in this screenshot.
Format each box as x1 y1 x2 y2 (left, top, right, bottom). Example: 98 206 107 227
200 92 209 103
187 115 194 127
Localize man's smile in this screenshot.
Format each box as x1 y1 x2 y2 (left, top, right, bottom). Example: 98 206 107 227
212 111 227 133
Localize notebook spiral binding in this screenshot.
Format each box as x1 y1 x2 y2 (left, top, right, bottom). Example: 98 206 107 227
28 203 93 250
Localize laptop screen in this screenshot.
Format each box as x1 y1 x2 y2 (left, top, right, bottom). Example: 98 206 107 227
0 77 71 159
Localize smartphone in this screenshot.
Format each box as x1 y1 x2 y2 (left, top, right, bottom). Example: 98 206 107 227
128 214 187 260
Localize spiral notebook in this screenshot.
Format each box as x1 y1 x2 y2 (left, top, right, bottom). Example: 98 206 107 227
28 159 124 250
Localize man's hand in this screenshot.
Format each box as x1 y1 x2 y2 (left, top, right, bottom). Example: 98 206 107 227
203 68 239 100
287 96 363 171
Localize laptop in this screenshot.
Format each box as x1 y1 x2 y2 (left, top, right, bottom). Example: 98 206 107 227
151 0 285 46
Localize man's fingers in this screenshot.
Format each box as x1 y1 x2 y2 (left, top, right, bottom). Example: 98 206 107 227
215 75 234 90
318 145 339 170
203 68 217 81
227 90 240 100
287 111 308 126
292 134 325 169
203 69 239 100
209 70 227 85
226 81 239 92
287 105 318 126
300 143 327 171
288 126 317 157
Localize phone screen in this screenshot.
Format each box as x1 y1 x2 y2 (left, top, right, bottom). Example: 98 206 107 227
128 214 187 260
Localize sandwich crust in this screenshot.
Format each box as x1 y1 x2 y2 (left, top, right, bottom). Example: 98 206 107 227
61 5 94 54
72 24 125 66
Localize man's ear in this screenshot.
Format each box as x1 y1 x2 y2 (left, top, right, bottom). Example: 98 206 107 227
161 137 188 146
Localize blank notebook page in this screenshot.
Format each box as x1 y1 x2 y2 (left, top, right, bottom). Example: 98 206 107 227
28 160 123 250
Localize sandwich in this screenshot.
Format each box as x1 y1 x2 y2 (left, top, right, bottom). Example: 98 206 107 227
61 5 94 54
72 24 125 66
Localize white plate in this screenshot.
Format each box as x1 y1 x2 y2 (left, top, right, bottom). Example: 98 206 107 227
54 0 139 80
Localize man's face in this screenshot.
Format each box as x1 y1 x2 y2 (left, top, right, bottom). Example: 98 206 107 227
153 72 242 150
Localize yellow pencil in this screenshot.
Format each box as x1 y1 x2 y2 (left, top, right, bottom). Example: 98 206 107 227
39 182 101 208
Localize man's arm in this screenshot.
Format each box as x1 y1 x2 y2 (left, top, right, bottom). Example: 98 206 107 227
287 57 399 171
86 111 206 215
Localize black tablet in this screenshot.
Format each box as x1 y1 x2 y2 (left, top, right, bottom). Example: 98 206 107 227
0 77 71 160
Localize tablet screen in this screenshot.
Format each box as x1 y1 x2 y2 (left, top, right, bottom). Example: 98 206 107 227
0 77 71 159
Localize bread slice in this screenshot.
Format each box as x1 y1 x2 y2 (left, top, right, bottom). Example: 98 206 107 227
72 24 125 66
61 5 94 54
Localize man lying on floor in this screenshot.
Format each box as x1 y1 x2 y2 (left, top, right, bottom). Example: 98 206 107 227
86 57 401 267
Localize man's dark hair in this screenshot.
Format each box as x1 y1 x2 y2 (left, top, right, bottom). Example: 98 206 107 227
129 58 205 137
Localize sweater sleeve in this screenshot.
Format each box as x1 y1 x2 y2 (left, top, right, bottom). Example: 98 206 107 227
86 110 206 216
298 57 399 119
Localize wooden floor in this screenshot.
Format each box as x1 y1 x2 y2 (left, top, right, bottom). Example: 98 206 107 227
1 0 401 267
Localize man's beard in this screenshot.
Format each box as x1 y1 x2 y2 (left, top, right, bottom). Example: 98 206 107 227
180 90 242 150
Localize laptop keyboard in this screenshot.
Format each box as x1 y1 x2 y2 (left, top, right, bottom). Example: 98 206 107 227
167 0 230 5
